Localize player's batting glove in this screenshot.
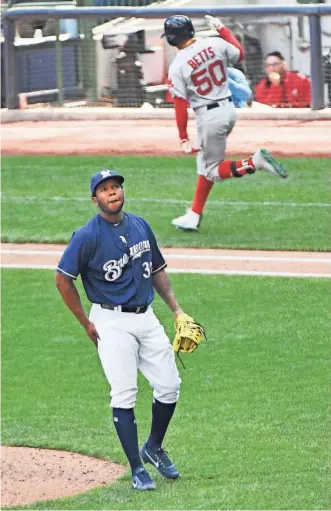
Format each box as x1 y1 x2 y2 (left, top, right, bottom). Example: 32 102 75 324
180 139 199 154
205 14 224 31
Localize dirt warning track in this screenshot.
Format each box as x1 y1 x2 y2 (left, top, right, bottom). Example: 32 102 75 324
2 118 331 158
1 244 330 278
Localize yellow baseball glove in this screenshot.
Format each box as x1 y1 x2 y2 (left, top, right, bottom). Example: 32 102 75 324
173 313 206 354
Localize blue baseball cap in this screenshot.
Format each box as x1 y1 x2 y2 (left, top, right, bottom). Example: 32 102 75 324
90 169 124 195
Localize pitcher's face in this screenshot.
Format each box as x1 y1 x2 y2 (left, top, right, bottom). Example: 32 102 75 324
92 179 124 215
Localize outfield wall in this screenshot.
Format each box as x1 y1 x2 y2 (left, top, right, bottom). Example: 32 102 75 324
2 106 331 123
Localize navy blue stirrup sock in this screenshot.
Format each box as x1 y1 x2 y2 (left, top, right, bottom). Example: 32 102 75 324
147 399 177 449
113 408 142 473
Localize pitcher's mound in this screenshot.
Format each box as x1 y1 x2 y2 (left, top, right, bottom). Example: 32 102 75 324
1 445 127 507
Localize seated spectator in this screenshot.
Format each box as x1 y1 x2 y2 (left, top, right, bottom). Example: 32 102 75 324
255 51 311 107
227 67 252 107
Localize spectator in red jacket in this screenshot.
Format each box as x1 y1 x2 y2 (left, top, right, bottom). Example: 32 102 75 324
255 51 311 107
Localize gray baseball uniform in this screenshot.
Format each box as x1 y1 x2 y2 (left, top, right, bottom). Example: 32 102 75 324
168 37 240 180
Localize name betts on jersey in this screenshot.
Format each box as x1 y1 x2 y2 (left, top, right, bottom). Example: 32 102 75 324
187 46 215 70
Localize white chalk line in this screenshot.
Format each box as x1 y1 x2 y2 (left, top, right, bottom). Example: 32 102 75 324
2 250 64 256
2 264 59 270
1 195 330 208
1 264 329 279
2 249 331 264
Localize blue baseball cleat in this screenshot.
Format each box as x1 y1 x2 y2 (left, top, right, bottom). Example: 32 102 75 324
140 442 180 479
131 466 156 491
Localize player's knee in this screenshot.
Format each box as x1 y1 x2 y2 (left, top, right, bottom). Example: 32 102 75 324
153 383 181 404
110 387 138 408
207 167 221 183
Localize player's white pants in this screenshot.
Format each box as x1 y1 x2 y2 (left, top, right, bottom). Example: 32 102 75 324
89 304 181 409
195 98 237 182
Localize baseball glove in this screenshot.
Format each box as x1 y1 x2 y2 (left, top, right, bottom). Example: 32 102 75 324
173 313 206 354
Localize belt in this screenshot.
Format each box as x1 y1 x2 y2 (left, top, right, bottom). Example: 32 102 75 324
194 97 232 114
207 97 232 110
100 303 148 314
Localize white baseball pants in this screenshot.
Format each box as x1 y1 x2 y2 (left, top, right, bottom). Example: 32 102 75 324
89 304 181 408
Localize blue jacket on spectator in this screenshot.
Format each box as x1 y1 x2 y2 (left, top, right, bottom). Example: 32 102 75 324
227 67 252 107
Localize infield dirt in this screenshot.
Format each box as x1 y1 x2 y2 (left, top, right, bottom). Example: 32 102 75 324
2 118 330 157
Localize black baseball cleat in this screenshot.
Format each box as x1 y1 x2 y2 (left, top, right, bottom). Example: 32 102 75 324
140 442 180 479
131 466 156 491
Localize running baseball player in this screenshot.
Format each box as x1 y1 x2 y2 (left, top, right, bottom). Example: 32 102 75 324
55 169 192 491
162 14 287 231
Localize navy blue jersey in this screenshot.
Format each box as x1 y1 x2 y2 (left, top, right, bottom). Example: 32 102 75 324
57 212 166 306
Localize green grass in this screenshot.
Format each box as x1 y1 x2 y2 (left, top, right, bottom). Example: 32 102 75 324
2 270 329 510
2 155 330 250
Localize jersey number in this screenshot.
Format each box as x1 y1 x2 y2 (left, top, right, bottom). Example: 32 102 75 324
192 60 226 95
142 261 152 279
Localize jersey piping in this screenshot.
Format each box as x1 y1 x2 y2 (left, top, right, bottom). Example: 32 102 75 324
57 267 77 279
152 262 167 275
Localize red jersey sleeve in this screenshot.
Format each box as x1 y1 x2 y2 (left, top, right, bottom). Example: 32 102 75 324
217 26 245 61
173 97 189 140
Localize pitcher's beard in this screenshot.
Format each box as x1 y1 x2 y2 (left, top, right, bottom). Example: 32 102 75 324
99 198 124 216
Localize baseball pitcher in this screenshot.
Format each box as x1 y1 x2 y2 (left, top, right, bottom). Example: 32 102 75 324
55 169 204 491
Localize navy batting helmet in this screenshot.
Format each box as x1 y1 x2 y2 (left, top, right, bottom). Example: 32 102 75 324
161 15 195 47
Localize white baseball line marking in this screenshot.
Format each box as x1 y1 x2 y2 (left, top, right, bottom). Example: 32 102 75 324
1 195 330 208
2 249 331 264
2 250 64 256
168 269 331 278
1 264 330 279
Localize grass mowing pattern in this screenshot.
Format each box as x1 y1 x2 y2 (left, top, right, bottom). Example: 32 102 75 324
2 270 329 509
2 155 330 250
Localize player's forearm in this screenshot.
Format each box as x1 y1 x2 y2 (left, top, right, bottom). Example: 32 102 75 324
218 26 245 61
55 273 90 329
152 270 183 316
173 97 189 140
